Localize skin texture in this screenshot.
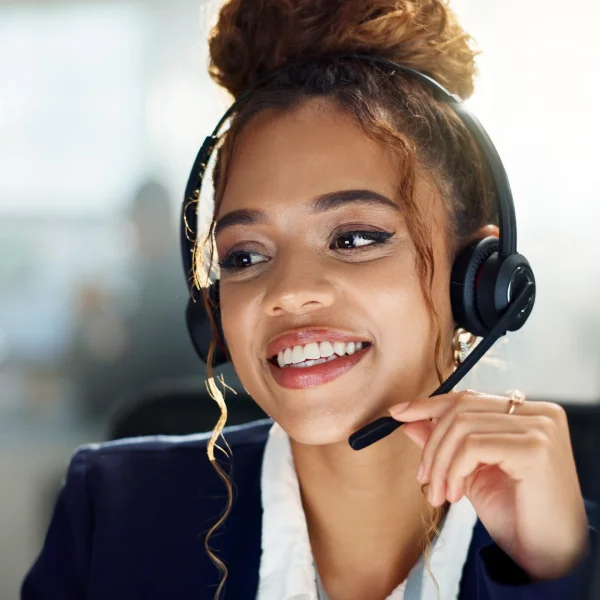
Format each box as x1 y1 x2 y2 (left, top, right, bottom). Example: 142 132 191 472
215 98 455 444
213 98 588 598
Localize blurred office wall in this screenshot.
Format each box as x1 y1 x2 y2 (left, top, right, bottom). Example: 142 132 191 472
0 0 599 598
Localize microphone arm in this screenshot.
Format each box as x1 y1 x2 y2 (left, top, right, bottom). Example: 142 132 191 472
348 281 535 451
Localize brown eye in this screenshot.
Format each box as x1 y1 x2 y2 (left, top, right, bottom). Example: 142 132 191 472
332 230 394 250
219 250 268 271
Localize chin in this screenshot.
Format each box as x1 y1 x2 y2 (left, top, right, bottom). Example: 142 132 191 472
274 409 364 446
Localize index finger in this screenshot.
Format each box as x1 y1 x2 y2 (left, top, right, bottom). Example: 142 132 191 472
388 390 510 422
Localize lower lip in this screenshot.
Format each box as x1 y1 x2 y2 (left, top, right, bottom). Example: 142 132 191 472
267 345 371 389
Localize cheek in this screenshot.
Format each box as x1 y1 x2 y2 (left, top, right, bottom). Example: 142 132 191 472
370 272 433 362
219 288 253 364
361 255 452 377
219 286 273 400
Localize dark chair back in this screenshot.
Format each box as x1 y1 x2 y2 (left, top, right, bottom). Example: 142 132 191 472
107 377 267 440
559 402 600 600
560 402 600 505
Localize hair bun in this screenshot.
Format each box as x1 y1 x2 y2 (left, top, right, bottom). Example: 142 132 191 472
208 0 479 100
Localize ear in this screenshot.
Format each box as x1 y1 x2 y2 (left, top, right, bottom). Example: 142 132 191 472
469 224 499 242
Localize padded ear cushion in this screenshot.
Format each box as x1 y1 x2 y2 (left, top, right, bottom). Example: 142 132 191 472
476 251 536 332
185 282 229 367
450 237 499 337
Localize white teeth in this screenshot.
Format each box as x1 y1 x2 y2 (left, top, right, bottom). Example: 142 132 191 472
274 340 368 367
304 342 321 360
292 355 338 369
300 359 317 368
333 342 346 356
292 345 304 364
319 341 334 358
298 358 325 368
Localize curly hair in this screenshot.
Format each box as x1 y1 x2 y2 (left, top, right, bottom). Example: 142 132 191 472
192 1 498 598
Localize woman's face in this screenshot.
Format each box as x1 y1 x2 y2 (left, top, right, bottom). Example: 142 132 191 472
214 98 456 445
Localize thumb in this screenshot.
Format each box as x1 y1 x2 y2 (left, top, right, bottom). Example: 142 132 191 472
401 420 435 449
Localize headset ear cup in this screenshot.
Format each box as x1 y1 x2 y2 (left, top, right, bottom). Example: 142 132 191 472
450 237 499 337
185 282 229 367
477 251 536 332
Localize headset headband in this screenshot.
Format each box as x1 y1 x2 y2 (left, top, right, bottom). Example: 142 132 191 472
181 53 517 283
180 53 536 450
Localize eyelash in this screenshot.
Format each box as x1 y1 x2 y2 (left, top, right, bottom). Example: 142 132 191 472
218 230 395 272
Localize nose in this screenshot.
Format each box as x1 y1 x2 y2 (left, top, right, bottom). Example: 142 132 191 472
261 255 336 316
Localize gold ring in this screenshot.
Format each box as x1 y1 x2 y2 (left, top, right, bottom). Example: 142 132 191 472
506 389 526 415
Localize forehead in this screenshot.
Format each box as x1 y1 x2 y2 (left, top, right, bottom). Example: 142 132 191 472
217 98 402 216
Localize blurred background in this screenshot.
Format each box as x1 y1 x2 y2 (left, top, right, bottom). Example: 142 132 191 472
0 0 599 598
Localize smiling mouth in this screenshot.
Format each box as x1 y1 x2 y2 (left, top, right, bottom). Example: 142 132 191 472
268 342 372 368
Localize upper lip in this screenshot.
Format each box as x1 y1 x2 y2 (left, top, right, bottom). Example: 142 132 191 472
265 327 370 359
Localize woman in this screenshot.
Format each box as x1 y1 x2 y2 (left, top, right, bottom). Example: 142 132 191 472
22 1 597 599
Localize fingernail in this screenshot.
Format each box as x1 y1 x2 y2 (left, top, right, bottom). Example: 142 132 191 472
388 402 409 416
416 463 424 480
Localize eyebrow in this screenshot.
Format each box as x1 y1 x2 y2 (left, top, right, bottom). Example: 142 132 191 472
214 189 400 238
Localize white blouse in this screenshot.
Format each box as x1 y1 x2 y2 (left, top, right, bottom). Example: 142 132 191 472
256 422 479 600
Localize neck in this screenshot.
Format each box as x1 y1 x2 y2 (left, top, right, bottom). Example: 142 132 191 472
290 428 446 600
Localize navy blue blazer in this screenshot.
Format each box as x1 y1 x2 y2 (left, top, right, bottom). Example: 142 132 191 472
22 419 598 600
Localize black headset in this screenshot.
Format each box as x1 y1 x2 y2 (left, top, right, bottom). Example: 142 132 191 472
180 54 536 451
